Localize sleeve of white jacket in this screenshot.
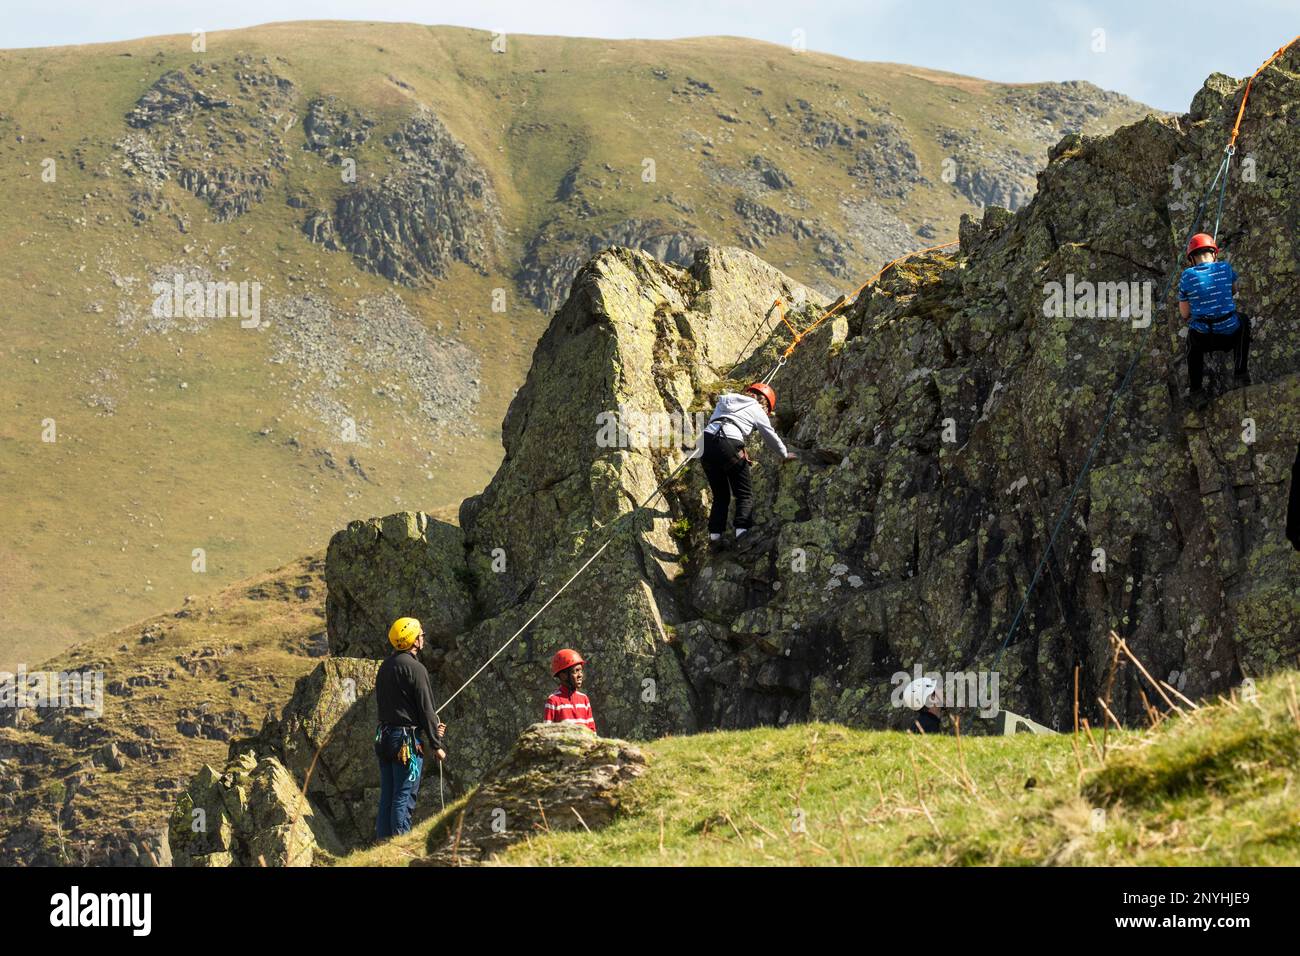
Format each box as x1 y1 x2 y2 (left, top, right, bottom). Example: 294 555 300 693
751 407 788 457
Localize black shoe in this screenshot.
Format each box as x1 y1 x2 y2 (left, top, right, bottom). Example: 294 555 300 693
1189 389 1210 412
1233 372 1252 388
708 537 728 554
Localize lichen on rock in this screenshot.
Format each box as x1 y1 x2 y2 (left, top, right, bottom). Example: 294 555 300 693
180 50 1300 861
418 722 646 865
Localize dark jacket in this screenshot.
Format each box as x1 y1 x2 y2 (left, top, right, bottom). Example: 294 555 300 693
908 709 943 735
375 650 446 752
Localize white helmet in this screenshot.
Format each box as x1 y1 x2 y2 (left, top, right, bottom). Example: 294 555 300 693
902 676 940 711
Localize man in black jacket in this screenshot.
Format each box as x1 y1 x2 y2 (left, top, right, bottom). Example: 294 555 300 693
374 616 447 839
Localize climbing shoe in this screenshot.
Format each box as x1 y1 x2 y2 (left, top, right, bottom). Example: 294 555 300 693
1189 388 1210 412
708 536 729 554
1233 371 1252 388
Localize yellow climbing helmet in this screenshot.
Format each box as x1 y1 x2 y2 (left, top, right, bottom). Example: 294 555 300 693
388 617 423 651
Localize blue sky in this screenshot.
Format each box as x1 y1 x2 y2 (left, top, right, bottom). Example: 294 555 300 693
1 1 1295 111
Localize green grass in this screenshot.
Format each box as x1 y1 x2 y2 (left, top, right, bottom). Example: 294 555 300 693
339 672 1300 866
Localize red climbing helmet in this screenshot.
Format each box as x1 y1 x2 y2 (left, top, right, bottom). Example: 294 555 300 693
551 648 586 676
1186 233 1218 261
745 382 777 412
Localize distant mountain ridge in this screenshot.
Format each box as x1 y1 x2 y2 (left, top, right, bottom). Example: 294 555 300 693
0 21 1153 678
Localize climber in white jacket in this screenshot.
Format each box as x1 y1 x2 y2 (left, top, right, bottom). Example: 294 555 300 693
699 382 796 549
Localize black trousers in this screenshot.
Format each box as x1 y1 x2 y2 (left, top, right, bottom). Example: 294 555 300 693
1188 314 1250 392
701 432 753 534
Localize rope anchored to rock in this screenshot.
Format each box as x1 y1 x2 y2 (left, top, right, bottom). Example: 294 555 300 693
993 35 1298 673
433 454 697 718
434 240 960 726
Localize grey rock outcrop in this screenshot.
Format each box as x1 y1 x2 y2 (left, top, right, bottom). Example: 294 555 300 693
325 512 474 661
169 751 343 866
305 107 501 284
420 722 645 865
517 217 707 313
124 56 297 222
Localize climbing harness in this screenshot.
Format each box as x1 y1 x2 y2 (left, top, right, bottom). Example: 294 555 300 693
373 724 423 782
992 36 1298 673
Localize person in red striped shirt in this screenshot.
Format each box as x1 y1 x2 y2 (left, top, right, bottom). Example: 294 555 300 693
544 648 596 733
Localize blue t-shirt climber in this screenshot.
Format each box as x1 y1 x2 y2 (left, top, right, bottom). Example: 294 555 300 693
1178 259 1239 334
1177 233 1251 409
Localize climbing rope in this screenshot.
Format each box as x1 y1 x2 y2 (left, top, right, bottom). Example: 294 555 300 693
761 355 786 385
773 241 959 369
775 298 800 338
427 36 1297 726
1228 35 1299 149
1210 145 1234 243
433 453 696 716
992 36 1298 671
726 297 785 376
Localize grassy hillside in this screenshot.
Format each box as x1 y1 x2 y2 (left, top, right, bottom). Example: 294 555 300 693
0 22 1155 669
345 672 1300 866
0 553 328 864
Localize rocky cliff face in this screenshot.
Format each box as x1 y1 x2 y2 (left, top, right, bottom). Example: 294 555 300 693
304 107 502 283
316 48 1299 776
169 52 1300 862
322 246 826 792
123 56 298 223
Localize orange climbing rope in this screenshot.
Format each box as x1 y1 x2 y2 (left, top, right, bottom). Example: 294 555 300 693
1228 35 1299 148
777 241 958 363
774 297 799 337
